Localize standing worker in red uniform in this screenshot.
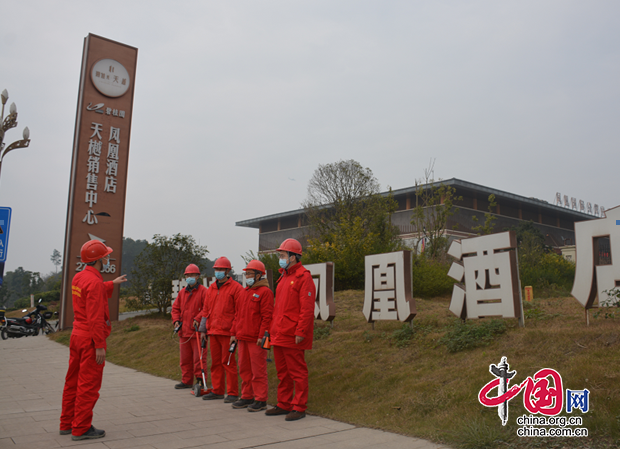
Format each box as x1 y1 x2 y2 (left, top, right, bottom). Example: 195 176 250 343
229 260 274 412
266 239 316 421
194 257 243 402
171 264 208 389
60 240 127 440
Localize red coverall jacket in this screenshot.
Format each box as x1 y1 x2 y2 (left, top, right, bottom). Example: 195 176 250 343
71 266 114 349
171 283 207 337
231 279 274 342
196 277 244 336
271 263 316 350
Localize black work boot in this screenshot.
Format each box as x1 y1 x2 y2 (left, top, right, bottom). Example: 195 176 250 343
265 406 290 416
71 425 105 441
202 392 225 400
232 398 254 409
248 401 267 412
224 395 238 403
174 382 192 389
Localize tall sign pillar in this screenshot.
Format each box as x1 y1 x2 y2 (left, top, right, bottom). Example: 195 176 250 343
60 34 138 329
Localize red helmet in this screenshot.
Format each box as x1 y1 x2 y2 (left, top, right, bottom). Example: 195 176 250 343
277 238 302 255
243 260 266 275
80 240 113 263
184 264 200 275
213 257 232 269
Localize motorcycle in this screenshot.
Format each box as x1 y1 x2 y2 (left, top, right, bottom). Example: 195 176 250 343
1 299 57 340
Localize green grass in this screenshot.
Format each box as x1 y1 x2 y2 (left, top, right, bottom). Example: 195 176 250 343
49 292 620 448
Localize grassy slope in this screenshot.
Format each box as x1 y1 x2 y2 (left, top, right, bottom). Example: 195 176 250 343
49 291 620 449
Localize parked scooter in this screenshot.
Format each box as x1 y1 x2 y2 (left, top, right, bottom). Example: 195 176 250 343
1 299 57 340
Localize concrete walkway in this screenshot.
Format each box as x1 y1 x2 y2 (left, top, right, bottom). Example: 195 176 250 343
0 335 452 449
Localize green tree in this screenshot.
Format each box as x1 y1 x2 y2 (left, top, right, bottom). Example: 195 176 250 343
304 159 382 236
241 250 280 276
241 250 280 293
50 249 62 273
303 159 402 290
471 194 497 235
0 281 14 308
121 237 149 287
0 267 45 309
127 234 209 313
506 221 574 296
509 221 547 248
508 221 548 268
410 179 461 260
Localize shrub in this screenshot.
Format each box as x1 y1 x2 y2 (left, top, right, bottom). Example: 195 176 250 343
12 297 31 309
440 319 507 353
11 289 60 310
519 252 575 296
594 288 620 319
411 254 455 298
36 289 61 303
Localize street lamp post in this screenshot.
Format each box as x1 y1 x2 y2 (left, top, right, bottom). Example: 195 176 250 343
0 89 31 183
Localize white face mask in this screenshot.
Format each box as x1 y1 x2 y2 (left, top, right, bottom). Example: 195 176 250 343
246 278 255 287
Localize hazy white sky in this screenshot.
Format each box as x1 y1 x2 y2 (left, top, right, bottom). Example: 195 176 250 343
1 1 618 277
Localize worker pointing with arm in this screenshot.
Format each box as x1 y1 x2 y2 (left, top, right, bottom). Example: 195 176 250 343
60 240 127 441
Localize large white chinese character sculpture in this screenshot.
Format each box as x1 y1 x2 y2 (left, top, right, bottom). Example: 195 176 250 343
305 262 336 321
447 231 522 320
363 251 415 323
571 205 620 309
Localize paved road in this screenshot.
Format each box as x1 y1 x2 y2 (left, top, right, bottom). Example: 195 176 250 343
0 336 452 449
118 309 159 321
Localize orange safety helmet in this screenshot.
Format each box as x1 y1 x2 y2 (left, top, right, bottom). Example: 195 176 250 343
277 238 303 255
243 260 266 275
184 264 200 275
213 257 232 269
80 240 113 263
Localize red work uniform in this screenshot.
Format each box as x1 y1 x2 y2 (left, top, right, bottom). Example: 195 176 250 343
271 263 316 413
171 282 208 385
196 277 244 397
230 279 273 402
60 266 114 435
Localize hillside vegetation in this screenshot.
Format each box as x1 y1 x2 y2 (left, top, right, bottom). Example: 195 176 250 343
50 291 619 449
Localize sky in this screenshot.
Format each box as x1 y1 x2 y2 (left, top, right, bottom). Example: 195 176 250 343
1 0 619 277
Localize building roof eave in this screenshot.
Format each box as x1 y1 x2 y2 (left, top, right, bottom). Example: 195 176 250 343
236 177 596 228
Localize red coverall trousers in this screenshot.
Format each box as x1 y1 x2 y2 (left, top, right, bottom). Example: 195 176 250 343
274 345 309 412
179 333 208 385
238 340 268 401
210 334 239 396
60 335 105 434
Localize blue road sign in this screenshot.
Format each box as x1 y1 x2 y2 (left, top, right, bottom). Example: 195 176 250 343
617 220 620 225
0 207 12 263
